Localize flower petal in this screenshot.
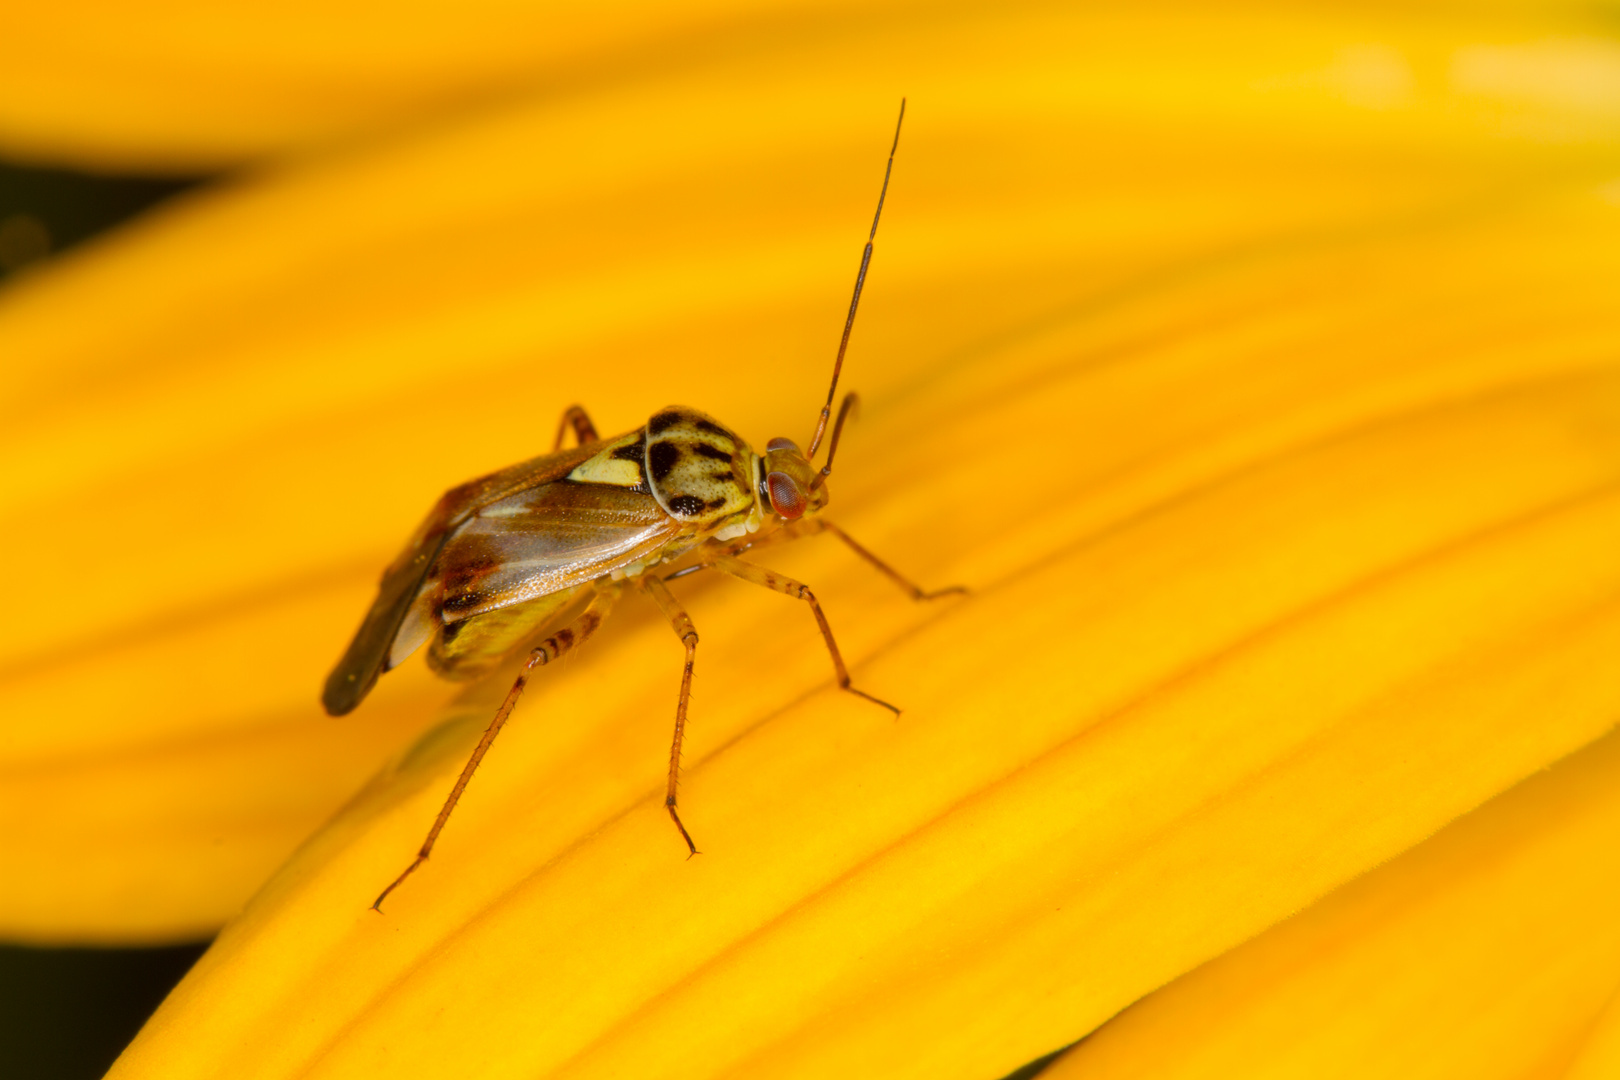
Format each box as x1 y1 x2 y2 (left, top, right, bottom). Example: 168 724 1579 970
106 344 1620 1078
101 195 1620 1080
1568 990 1620 1080
1039 726 1620 1080
1 5 1617 1074
0 0 864 169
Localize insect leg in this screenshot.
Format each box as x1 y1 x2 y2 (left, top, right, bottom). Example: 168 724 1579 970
816 520 968 601
660 519 821 584
551 404 600 451
703 552 900 715
694 519 964 602
717 516 822 558
371 583 619 912
637 574 703 857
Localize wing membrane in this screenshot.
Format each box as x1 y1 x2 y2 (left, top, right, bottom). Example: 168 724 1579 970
323 528 452 715
322 432 651 716
431 481 677 622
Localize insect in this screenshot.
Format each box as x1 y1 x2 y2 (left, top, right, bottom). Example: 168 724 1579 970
325 100 962 911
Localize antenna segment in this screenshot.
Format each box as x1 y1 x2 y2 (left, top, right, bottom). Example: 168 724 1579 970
807 98 905 460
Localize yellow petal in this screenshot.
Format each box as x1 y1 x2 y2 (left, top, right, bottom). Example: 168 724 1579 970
2 2 1617 1075
107 352 1620 1078
0 0 860 170
1567 990 1620 1080
1040 725 1620 1080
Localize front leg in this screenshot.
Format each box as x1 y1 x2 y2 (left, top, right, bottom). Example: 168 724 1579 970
704 551 899 715
816 520 967 600
709 518 966 602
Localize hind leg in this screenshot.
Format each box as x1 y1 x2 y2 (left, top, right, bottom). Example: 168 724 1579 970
371 582 620 911
552 404 599 450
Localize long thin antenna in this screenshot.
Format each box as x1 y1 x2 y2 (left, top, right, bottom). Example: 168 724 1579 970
810 392 859 492
807 98 905 460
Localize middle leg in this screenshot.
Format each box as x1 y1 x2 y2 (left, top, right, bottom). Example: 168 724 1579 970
638 573 703 856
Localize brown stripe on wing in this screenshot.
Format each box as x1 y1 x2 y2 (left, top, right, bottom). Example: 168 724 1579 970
323 432 631 716
428 479 680 624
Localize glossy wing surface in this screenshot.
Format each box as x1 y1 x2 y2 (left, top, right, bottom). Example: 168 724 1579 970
432 480 678 623
323 528 452 716
322 433 637 716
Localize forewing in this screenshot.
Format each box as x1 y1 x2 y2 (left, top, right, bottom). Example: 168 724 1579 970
393 438 617 559
323 528 451 716
432 481 678 623
322 434 632 716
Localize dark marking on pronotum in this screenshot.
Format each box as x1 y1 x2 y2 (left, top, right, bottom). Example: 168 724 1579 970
705 497 728 511
611 434 645 462
693 443 731 462
667 494 706 516
649 411 683 435
695 419 733 439
707 470 733 483
648 441 680 482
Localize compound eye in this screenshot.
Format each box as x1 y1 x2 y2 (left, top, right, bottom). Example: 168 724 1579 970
766 437 800 453
766 471 806 519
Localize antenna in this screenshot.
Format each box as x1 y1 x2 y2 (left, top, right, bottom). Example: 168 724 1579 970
810 392 859 491
807 98 905 460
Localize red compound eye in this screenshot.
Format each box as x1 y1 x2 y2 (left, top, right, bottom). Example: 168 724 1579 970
766 437 800 453
766 471 806 519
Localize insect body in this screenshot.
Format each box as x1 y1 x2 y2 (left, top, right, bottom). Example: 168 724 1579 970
326 101 961 911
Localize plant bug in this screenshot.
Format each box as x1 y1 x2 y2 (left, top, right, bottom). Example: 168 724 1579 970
324 100 963 911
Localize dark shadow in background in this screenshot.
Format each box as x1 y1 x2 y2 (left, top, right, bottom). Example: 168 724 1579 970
997 1046 1072 1079
1 157 208 1079
0 159 195 279
0 943 212 1079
